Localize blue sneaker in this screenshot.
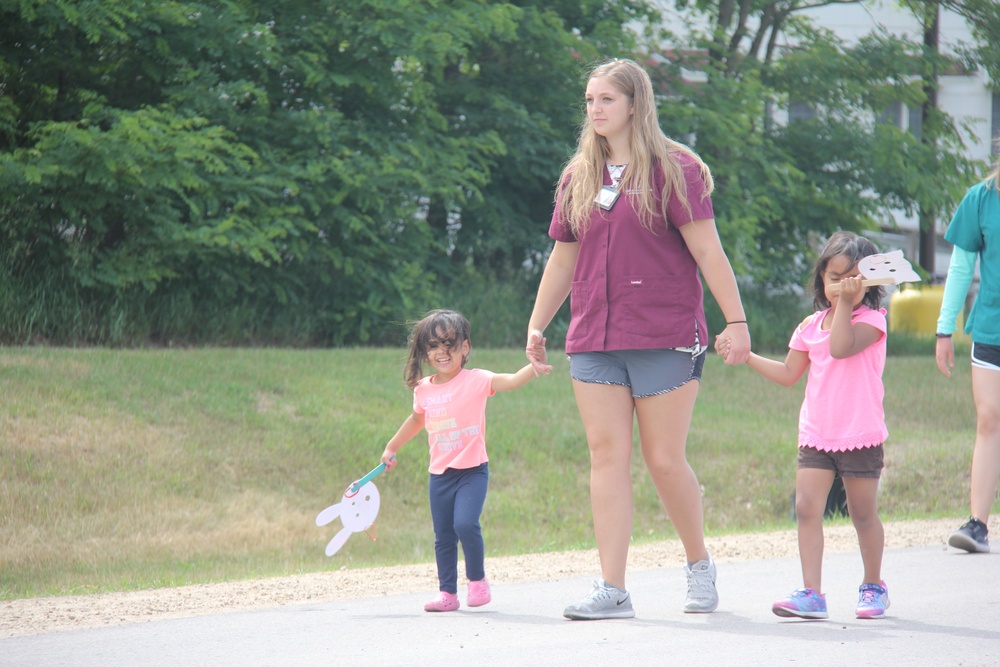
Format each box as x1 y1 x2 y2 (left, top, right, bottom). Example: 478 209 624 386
772 588 828 619
856 581 890 619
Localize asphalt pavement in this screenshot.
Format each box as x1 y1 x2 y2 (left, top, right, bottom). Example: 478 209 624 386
2 545 997 666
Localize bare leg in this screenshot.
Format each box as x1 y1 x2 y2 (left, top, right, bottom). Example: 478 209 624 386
572 380 636 590
634 381 709 563
795 468 835 592
843 476 884 584
970 365 1000 522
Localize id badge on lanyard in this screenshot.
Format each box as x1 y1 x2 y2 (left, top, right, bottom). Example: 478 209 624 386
595 185 620 211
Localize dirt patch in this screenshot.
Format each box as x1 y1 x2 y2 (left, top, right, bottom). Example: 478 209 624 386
0 518 963 638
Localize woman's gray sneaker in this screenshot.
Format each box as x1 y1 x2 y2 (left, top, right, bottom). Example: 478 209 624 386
684 558 719 613
563 580 635 620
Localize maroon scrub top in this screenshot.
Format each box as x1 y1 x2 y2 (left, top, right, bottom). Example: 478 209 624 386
549 152 715 354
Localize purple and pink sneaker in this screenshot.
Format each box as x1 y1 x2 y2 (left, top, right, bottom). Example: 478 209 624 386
855 581 890 619
772 588 828 619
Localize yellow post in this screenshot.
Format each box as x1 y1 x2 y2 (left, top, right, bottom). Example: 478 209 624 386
888 285 969 341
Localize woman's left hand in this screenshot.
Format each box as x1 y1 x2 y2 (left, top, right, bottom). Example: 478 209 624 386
721 323 750 365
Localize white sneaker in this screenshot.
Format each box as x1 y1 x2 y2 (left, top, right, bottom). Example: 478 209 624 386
684 558 719 613
563 580 635 620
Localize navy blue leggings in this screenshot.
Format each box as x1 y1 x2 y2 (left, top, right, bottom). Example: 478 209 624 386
428 463 489 593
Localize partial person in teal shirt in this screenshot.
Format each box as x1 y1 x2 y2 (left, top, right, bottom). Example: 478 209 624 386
935 142 1000 554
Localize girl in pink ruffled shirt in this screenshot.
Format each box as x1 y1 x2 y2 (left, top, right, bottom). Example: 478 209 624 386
719 231 891 621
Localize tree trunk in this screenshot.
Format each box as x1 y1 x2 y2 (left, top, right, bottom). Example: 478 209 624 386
918 5 940 277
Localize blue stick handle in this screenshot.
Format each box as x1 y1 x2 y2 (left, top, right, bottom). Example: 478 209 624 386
349 458 394 494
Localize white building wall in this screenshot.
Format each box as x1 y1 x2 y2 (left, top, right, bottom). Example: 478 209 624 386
937 71 994 163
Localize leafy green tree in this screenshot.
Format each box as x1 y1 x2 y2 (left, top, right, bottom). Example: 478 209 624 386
0 0 660 345
895 0 1000 274
654 0 988 288
428 1 654 281
0 1 307 339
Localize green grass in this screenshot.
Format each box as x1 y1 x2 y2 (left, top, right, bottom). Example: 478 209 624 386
0 346 987 600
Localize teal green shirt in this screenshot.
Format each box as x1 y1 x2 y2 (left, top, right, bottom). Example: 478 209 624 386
936 246 975 335
943 178 1000 345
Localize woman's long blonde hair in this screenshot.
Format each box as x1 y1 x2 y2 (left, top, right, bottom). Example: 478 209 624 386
556 58 714 237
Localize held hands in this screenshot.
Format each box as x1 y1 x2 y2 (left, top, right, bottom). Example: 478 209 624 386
714 322 751 365
526 328 552 376
713 334 731 360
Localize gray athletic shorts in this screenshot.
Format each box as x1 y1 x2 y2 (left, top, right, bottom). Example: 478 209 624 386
568 349 706 398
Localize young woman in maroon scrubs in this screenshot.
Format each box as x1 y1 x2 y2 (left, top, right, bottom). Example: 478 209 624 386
525 58 750 620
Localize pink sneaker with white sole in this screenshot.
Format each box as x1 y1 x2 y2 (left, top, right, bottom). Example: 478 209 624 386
467 578 492 607
424 591 460 612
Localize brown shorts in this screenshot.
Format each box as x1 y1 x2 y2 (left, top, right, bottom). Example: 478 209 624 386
797 444 884 479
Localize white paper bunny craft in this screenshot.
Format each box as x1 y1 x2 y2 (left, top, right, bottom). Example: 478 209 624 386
315 481 381 556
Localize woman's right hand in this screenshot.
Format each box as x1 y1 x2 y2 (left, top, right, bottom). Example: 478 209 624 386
935 336 955 378
526 328 552 375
